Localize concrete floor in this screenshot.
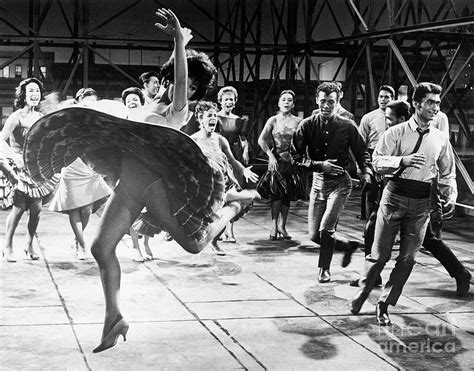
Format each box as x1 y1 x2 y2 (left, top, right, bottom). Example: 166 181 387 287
1 190 473 370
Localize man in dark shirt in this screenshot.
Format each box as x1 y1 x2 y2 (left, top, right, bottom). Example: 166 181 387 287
292 82 372 283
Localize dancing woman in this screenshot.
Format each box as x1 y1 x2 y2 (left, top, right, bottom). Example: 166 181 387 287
0 78 58 262
191 101 259 253
46 88 112 260
216 86 250 243
24 9 251 353
258 90 302 240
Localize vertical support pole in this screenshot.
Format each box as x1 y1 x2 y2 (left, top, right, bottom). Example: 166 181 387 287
213 0 220 84
82 0 89 88
239 0 245 82
32 0 41 79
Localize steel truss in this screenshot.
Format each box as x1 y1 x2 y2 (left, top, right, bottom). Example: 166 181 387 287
1 0 473 152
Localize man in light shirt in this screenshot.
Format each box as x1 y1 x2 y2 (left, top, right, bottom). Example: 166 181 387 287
139 71 161 106
351 83 458 326
358 85 395 220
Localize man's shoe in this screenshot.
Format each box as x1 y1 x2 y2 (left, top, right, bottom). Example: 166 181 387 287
350 290 369 314
375 275 383 287
341 241 359 268
350 278 360 287
376 302 392 326
456 268 471 297
318 268 331 283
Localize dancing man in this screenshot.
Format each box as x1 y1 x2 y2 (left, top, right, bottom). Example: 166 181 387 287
351 83 457 326
292 82 372 283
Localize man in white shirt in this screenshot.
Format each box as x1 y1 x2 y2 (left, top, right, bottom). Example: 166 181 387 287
139 71 161 106
358 85 395 220
351 83 457 326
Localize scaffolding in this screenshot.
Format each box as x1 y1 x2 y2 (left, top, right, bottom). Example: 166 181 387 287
1 0 473 149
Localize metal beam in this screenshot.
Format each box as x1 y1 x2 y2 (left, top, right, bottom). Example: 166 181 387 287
387 39 417 86
310 15 474 47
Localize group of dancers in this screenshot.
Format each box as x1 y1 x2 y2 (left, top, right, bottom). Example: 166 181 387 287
0 7 471 353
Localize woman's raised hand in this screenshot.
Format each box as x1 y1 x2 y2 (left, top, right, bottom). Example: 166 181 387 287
155 8 183 39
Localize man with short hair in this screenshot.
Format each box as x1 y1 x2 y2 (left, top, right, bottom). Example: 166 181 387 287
312 82 354 120
351 83 458 326
139 71 161 105
292 82 372 283
358 85 395 220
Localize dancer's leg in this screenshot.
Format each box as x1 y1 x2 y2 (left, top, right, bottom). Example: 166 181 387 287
270 200 281 237
278 202 290 237
68 209 86 251
144 179 247 254
79 204 93 232
90 187 143 337
3 205 25 259
26 199 42 255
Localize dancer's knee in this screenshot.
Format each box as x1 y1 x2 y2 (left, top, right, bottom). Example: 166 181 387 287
90 238 116 263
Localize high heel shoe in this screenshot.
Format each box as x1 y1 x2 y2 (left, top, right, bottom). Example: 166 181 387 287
93 315 129 353
269 234 278 241
2 250 17 263
24 248 40 260
277 229 292 240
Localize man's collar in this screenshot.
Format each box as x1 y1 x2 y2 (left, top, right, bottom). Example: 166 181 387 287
407 117 419 131
408 116 432 132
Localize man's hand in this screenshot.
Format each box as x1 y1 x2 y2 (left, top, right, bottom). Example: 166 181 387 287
442 200 455 220
360 173 371 184
321 159 344 176
401 153 426 169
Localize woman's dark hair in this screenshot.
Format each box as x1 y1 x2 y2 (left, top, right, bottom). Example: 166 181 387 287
121 87 145 105
160 48 217 101
14 77 44 109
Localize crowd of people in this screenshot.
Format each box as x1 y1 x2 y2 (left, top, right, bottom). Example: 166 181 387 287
0 7 471 353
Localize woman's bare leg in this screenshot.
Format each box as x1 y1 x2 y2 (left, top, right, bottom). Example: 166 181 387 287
270 200 281 237
26 199 42 256
68 209 86 251
278 204 290 236
144 179 248 254
143 236 153 258
79 204 93 232
3 205 25 260
90 187 143 338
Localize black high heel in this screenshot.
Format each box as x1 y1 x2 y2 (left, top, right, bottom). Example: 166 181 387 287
269 234 278 241
93 315 129 353
24 248 39 260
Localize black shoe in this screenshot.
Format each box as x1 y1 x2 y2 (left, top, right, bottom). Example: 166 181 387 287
376 302 392 326
350 279 360 287
375 275 383 287
455 268 471 297
211 241 226 256
350 275 382 288
318 268 331 283
341 241 359 268
350 290 369 314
